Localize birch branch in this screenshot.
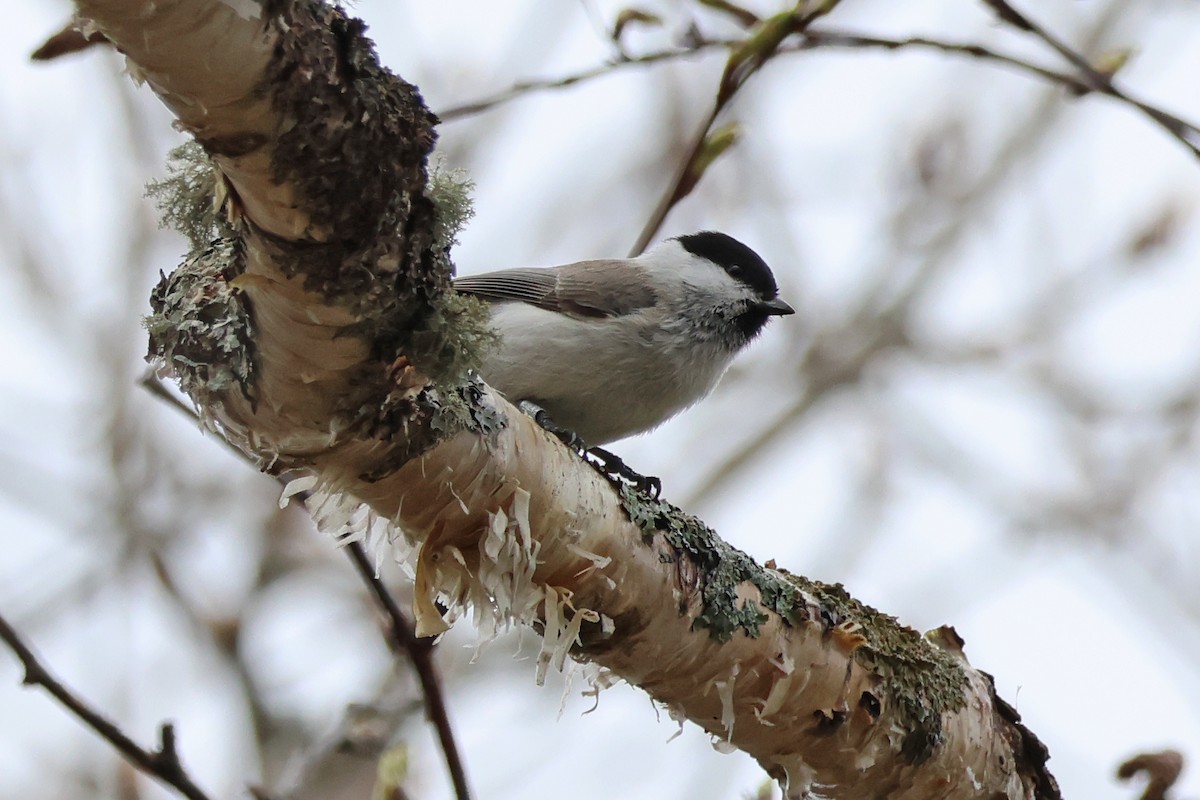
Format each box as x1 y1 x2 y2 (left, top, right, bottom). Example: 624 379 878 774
69 1 1059 797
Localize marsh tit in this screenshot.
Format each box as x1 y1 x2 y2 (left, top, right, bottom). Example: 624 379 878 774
454 231 794 446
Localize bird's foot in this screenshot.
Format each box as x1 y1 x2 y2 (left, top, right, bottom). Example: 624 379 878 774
517 401 661 498
583 446 662 499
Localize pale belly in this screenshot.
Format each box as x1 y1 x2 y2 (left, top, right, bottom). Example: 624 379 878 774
477 303 732 445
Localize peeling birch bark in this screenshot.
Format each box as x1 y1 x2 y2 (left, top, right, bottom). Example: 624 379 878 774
71 1 1060 797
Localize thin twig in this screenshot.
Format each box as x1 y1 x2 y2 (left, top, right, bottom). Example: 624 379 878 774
0 611 214 800
343 542 472 800
627 104 723 256
438 21 1200 167
799 29 1087 90
36 1 1200 160
684 18 1102 508
981 0 1200 157
140 373 472 800
437 31 1077 124
437 31 1081 123
630 4 842 255
437 43 728 121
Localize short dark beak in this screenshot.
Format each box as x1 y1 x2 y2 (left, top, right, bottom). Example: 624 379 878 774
759 297 795 316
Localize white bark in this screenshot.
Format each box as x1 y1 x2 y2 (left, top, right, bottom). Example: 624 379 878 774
73 1 1060 797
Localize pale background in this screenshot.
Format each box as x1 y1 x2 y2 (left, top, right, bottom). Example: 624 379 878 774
2 1 1199 798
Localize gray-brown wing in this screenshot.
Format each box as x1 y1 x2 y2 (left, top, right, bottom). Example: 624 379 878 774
454 259 657 318
452 268 557 306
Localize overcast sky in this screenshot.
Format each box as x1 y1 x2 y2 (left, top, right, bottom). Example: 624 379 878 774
3 1 1200 799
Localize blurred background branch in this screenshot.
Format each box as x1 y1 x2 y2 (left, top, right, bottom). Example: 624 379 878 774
4 1 1200 798
0 612 214 800
140 376 473 800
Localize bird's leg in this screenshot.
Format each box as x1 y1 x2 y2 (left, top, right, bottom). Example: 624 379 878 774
516 401 661 498
517 400 586 452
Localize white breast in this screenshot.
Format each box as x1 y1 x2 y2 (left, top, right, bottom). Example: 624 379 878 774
477 302 735 445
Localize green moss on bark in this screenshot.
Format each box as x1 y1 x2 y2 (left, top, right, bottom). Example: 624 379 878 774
618 487 967 761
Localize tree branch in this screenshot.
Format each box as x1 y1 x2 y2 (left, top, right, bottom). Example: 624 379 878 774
343 542 472 800
437 22 1200 170
141 375 472 800
75 1 1060 796
436 43 729 121
0 612 214 800
1116 749 1184 800
629 4 845 255
981 0 1200 157
434 30 1085 123
46 2 1200 161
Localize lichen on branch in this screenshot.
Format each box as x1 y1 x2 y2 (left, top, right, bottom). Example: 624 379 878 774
137 0 495 464
86 0 1063 796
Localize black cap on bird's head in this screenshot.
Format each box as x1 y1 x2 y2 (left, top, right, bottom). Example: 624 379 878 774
676 231 795 337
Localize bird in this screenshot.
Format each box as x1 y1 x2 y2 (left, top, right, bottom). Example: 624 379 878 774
453 231 793 448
